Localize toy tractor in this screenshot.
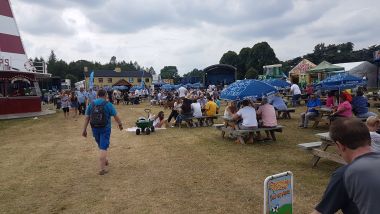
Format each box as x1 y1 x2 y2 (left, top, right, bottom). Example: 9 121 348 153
135 109 155 135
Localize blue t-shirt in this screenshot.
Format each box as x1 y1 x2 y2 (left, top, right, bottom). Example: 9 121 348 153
87 91 97 103
76 91 87 104
85 98 117 129
269 96 287 111
351 96 368 115
307 98 321 113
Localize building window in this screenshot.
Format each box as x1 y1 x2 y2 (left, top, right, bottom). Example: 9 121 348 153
145 78 150 83
107 78 112 83
98 78 103 83
129 77 134 83
137 78 141 82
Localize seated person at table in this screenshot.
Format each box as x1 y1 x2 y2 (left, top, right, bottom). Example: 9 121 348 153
299 94 321 128
150 111 168 128
175 98 193 127
352 90 377 118
168 98 182 124
312 118 380 214
232 100 258 143
330 92 352 121
366 116 380 152
325 91 336 108
204 96 217 125
224 101 237 120
191 99 203 127
269 93 288 118
224 101 238 128
256 98 278 140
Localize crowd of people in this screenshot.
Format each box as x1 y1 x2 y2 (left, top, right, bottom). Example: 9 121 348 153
73 82 380 214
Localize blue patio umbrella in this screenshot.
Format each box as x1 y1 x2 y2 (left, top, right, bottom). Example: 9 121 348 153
161 84 174 90
262 79 291 90
191 82 203 89
314 73 366 91
220 79 277 101
129 85 143 92
112 85 129 90
173 84 182 89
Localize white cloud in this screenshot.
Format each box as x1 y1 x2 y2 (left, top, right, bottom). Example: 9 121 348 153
10 0 380 75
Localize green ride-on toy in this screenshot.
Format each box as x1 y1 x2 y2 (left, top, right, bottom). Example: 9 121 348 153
135 109 155 135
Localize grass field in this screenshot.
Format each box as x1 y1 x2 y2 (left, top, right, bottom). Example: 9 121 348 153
0 101 356 213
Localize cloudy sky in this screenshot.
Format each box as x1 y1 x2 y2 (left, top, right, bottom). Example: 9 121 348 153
11 0 380 75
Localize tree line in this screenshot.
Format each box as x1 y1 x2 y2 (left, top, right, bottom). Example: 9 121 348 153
33 42 380 85
218 42 380 80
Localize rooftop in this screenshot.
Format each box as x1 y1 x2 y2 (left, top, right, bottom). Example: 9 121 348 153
84 70 152 78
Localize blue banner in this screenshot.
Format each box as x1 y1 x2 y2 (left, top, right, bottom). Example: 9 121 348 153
89 71 94 89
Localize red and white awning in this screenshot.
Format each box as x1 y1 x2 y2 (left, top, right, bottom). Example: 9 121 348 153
0 0 31 72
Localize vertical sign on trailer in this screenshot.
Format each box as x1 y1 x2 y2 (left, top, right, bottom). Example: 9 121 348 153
264 171 293 214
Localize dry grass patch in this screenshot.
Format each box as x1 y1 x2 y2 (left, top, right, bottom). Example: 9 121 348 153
0 101 365 213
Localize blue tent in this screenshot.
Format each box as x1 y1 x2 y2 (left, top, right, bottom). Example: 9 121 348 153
314 73 366 91
220 79 277 101
262 79 291 90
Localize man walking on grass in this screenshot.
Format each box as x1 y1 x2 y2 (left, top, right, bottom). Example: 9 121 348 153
312 118 380 214
82 89 123 175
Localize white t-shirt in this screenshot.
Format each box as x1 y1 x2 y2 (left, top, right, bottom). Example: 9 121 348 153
191 102 202 117
236 106 258 127
290 84 301 95
178 87 188 98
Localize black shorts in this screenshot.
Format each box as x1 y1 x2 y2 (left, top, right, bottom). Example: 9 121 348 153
62 107 69 113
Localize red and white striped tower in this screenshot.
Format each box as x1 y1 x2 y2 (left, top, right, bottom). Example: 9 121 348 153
0 0 32 72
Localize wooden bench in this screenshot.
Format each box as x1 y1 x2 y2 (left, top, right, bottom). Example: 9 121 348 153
220 125 284 144
298 141 346 166
179 115 219 128
277 108 296 119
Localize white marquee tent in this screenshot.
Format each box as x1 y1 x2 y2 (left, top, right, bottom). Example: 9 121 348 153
334 61 378 88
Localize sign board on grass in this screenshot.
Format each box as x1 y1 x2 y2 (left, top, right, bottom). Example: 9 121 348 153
264 171 293 214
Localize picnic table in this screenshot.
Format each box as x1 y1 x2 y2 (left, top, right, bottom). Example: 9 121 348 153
298 132 346 167
311 107 333 128
217 116 284 144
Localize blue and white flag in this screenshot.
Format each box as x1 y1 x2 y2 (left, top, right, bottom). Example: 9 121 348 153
89 70 94 89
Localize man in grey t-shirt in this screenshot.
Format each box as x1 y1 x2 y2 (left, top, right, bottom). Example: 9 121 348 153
312 118 380 214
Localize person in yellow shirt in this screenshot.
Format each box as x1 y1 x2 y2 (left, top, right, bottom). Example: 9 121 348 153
205 96 217 116
204 96 217 125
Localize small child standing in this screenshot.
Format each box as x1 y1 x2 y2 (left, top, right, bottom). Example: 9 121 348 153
61 91 70 119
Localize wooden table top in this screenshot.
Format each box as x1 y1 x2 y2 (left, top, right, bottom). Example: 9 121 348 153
316 132 332 141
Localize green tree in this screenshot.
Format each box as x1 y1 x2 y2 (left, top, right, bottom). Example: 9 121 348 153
244 67 258 79
160 66 180 83
183 68 203 78
237 47 251 79
248 42 279 75
219 51 239 67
